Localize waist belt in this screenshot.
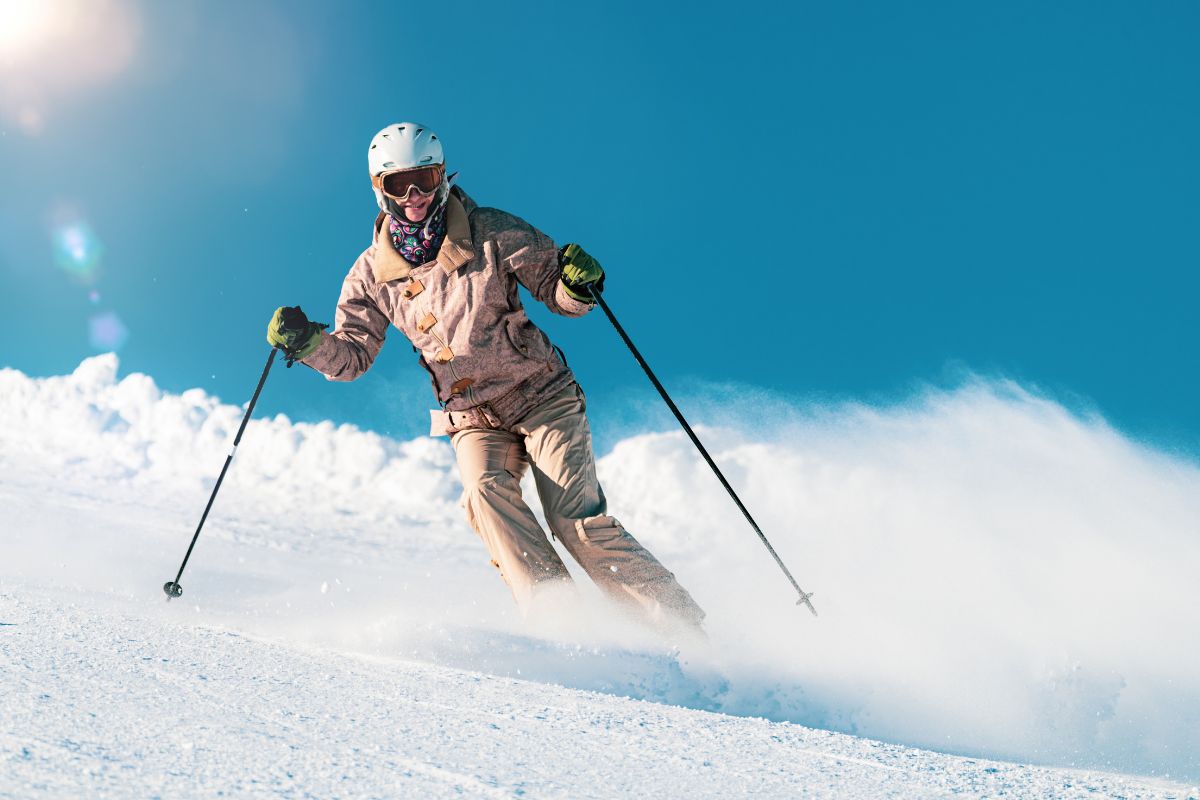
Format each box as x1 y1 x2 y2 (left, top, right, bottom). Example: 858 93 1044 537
430 404 495 436
428 370 576 437
450 404 501 430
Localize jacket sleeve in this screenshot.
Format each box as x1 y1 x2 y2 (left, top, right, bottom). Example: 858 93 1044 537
300 254 389 381
487 209 593 318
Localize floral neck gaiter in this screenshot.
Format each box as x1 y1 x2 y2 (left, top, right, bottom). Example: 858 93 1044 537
388 202 448 266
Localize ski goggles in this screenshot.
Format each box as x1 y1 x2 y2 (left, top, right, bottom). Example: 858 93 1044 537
372 164 445 200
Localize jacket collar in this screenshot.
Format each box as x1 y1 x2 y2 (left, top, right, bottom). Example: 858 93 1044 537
370 195 474 284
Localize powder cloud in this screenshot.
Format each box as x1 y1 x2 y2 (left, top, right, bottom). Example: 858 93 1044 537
2 355 1197 782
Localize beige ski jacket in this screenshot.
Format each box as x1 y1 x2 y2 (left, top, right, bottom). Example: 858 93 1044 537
301 187 592 435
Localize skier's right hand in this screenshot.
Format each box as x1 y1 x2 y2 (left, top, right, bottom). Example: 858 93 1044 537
266 306 324 360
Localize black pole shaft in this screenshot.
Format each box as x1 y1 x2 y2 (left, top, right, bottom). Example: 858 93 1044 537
587 287 817 616
166 348 279 600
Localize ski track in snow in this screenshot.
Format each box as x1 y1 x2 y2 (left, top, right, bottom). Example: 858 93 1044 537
1 584 1191 800
3 356 1200 797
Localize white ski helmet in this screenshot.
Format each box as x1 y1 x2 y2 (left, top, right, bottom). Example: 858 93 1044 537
368 122 449 225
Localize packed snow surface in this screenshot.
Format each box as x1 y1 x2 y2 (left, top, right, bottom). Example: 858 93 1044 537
2 355 1198 798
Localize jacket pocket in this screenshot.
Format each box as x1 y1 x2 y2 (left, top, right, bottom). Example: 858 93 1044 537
503 318 525 356
574 515 625 545
505 317 550 361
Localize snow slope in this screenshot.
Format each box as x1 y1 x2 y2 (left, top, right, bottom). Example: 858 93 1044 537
2 355 1198 798
3 583 1190 800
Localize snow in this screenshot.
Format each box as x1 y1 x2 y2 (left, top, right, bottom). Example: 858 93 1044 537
4 584 1189 800
2 355 1199 798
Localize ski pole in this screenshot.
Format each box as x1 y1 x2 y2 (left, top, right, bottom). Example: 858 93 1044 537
163 347 280 601
585 285 817 616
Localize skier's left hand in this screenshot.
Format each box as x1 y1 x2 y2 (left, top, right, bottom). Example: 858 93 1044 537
559 243 605 302
266 306 325 360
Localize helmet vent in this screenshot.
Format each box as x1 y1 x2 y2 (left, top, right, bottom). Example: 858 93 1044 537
370 144 377 149
380 133 390 140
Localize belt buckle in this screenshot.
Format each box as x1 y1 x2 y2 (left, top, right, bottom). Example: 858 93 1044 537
478 403 502 430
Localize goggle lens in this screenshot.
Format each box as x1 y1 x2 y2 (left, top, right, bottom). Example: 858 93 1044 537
379 165 444 198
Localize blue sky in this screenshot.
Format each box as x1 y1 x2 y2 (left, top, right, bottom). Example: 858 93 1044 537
1 0 1196 452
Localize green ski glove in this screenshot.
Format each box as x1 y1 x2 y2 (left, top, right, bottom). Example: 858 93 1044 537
559 243 605 303
266 306 325 361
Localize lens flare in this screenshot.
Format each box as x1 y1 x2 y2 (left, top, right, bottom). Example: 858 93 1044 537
17 106 44 135
53 221 103 282
0 1 54 62
89 311 129 352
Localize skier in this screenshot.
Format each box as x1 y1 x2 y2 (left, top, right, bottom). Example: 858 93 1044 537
267 122 704 632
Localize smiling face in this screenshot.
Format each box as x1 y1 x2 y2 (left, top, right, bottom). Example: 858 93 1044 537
399 190 435 223
374 164 445 223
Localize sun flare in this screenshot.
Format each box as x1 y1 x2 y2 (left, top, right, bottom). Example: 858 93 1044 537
0 0 140 134
0 0 56 61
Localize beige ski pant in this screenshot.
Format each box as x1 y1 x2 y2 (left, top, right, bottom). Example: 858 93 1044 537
452 385 705 627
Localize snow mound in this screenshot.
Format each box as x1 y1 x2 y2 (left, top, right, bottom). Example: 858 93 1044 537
2 354 1198 782
0 354 461 522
